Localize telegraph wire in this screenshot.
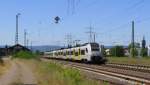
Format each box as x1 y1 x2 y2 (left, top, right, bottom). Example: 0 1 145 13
136 17 150 24
96 14 149 36
126 0 145 10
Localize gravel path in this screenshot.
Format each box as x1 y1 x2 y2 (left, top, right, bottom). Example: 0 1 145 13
0 60 37 85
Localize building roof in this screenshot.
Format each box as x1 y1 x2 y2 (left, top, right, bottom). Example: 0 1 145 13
8 44 30 51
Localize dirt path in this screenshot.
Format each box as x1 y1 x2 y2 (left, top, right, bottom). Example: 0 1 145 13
0 59 37 85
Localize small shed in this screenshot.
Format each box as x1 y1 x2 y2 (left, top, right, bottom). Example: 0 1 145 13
8 44 30 54
0 48 7 56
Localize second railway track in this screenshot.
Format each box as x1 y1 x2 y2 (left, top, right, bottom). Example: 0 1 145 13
105 63 150 73
43 58 150 85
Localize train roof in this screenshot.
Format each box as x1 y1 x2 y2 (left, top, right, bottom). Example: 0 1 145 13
46 42 99 52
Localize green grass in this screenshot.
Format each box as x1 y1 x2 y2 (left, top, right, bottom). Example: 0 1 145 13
24 60 101 85
107 57 150 65
12 51 39 59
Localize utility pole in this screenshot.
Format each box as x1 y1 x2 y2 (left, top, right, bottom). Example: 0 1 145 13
74 40 81 46
15 13 21 45
27 39 29 48
86 25 94 43
24 29 27 47
30 41 32 51
93 33 96 42
131 21 135 57
65 34 72 47
113 42 117 57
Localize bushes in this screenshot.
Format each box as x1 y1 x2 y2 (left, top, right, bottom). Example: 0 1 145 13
130 48 138 57
12 51 38 59
110 46 124 57
140 48 148 57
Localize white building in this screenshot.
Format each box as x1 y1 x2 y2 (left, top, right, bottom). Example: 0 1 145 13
105 49 111 56
148 45 150 56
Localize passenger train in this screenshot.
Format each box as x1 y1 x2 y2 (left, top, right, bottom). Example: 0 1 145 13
44 43 107 64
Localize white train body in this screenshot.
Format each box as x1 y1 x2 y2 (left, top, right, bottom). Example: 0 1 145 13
44 43 106 63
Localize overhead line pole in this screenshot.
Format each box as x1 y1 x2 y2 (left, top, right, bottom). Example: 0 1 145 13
15 13 21 45
86 25 94 43
131 21 135 57
24 29 27 47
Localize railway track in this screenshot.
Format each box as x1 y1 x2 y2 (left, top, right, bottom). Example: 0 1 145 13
43 58 150 85
70 63 150 85
105 63 150 73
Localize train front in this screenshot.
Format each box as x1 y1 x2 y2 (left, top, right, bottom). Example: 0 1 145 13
90 43 106 64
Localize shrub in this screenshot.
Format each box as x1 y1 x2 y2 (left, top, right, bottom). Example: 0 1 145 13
140 48 148 57
12 51 38 59
110 46 124 57
130 48 138 57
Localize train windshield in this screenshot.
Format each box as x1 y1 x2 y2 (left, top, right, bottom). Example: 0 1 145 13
90 43 100 51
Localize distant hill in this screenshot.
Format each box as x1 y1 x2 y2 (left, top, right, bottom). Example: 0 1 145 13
104 46 128 49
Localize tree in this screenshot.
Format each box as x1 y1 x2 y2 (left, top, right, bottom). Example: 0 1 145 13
128 43 140 49
110 46 124 57
141 36 147 57
128 43 140 57
140 48 147 57
142 36 146 48
130 48 138 57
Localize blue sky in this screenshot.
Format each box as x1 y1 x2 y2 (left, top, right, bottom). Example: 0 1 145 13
0 0 150 46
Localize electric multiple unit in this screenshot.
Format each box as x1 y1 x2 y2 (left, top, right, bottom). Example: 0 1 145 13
44 43 106 63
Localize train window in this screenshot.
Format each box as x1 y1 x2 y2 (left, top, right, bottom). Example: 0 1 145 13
71 51 73 55
75 52 78 56
61 52 63 55
69 51 71 55
55 52 57 56
81 50 85 55
91 43 100 51
63 52 66 56
91 48 100 51
86 48 88 53
68 51 70 55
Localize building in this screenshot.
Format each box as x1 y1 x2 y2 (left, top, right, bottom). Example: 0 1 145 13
8 44 30 54
0 44 31 56
105 49 111 56
0 48 7 56
124 48 130 56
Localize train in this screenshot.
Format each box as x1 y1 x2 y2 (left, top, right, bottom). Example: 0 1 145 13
44 42 107 64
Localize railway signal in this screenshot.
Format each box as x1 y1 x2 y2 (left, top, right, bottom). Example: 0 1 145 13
54 16 60 24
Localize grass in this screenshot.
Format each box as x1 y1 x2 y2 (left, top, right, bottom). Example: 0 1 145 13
107 56 150 65
12 51 39 59
23 59 102 85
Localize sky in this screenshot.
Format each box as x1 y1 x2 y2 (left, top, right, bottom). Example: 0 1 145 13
0 0 150 46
